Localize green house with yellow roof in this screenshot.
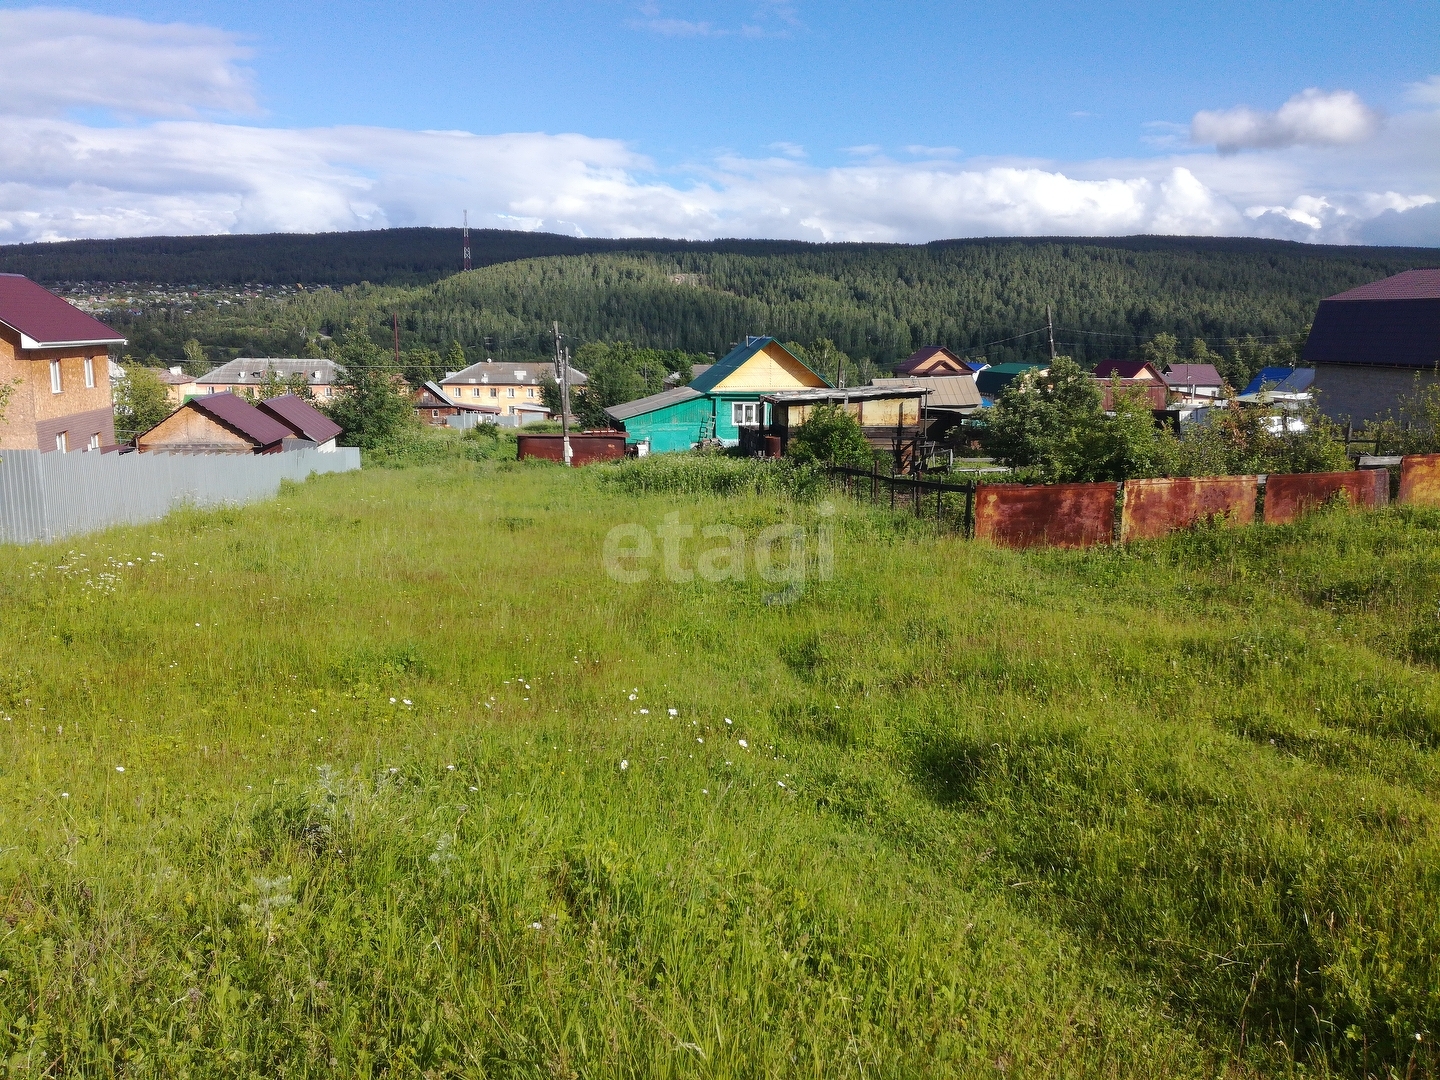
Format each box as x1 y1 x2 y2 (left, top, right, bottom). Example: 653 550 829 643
604 337 830 453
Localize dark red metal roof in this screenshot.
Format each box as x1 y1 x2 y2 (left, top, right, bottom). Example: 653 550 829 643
1092 360 1161 380
256 393 343 444
1162 363 1225 388
190 393 294 447
1303 272 1440 368
0 273 126 347
1325 269 1440 301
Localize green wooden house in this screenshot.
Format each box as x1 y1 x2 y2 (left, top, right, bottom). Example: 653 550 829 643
605 337 830 453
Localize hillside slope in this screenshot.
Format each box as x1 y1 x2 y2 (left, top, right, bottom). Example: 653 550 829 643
106 238 1438 368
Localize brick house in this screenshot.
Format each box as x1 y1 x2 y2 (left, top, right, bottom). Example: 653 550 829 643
0 274 126 452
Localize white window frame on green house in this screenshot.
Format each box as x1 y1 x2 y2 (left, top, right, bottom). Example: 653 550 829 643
732 401 760 427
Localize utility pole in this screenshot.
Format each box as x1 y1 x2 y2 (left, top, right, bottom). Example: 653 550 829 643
553 321 572 466
1047 305 1057 361
463 211 471 272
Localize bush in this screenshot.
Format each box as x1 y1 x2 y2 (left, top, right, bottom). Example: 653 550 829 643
595 452 826 499
786 404 874 469
1174 400 1350 476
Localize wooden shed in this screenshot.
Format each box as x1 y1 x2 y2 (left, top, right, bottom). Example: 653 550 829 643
135 393 295 453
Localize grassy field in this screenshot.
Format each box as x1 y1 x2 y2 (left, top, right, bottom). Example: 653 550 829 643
1 451 1438 1078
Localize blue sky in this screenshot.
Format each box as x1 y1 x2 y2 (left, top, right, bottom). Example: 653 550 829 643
0 1 1437 244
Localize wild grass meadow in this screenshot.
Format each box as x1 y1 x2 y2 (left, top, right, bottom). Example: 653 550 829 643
1 450 1437 1077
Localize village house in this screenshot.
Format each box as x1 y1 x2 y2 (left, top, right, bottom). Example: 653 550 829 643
1304 269 1440 422
1091 359 1169 410
136 392 300 454
255 393 343 450
0 273 127 452
196 358 340 400
605 337 830 453
893 345 981 378
1161 363 1226 401
439 361 586 425
414 380 500 426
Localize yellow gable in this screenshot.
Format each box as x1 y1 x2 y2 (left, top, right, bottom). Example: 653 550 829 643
711 342 828 392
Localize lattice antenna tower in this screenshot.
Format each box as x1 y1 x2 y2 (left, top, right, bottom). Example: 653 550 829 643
463 211 471 271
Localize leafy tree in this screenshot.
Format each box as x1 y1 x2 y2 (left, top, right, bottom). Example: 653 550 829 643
445 341 467 372
322 330 416 449
242 369 313 402
786 404 874 468
402 346 444 388
982 357 1178 482
113 366 173 442
182 338 210 376
1140 333 1180 371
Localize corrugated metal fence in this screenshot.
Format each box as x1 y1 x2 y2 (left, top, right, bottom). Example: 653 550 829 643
0 447 361 545
831 453 1440 550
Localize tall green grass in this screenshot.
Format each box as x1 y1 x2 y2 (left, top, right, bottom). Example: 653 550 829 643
0 457 1437 1076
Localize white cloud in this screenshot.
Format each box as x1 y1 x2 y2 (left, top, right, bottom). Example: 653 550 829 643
1406 75 1440 107
0 7 255 119
1190 88 1380 152
0 12 1433 249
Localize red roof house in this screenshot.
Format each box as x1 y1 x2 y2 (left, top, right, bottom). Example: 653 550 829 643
0 274 126 452
135 392 297 454
256 393 344 448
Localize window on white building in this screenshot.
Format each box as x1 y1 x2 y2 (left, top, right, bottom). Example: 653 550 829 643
55 431 68 453
50 360 62 394
732 402 759 427
83 356 95 388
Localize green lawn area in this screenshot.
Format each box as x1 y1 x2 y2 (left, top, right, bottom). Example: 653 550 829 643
1 454 1437 1078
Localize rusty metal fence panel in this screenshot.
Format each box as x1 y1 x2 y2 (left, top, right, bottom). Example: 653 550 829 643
0 447 360 545
1398 454 1440 507
974 482 1117 549
1119 475 1258 542
1263 468 1388 525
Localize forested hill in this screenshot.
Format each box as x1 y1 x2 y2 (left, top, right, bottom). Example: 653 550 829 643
1 227 1433 293
110 237 1438 370
0 228 910 287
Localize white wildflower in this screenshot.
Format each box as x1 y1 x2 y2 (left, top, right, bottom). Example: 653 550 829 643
668 708 678 717
115 766 124 772
738 740 748 749
620 760 629 771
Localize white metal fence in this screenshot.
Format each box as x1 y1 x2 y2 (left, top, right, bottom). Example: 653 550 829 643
0 447 361 545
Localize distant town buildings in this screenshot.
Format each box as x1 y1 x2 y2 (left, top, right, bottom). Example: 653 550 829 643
196 358 340 399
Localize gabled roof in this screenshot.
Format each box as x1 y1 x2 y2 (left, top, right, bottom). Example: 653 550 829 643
256 393 343 444
976 363 1048 399
871 376 983 409
605 385 703 422
894 346 972 376
441 361 587 387
688 336 827 393
1303 273 1440 368
197 358 339 386
187 393 295 447
0 274 126 348
1093 360 1162 380
1325 269 1440 301
1241 367 1314 396
1162 363 1225 388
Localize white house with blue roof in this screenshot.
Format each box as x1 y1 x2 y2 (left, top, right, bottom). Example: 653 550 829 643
605 337 830 453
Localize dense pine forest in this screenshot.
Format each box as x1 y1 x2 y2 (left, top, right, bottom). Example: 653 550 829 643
96 234 1437 371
